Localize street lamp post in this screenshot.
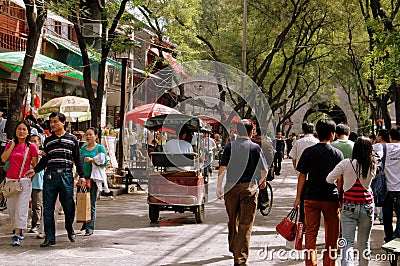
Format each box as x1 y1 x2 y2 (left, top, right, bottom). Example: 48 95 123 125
115 43 135 171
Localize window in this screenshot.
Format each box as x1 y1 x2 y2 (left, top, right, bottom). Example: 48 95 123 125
55 21 61 35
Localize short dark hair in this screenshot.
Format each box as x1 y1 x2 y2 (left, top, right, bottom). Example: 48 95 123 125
389 127 400 141
302 122 314 134
178 126 190 138
237 119 253 136
377 129 390 143
335 123 350 136
349 132 358 142
316 120 336 141
49 112 66 122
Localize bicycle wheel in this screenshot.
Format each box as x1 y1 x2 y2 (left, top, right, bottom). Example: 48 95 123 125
260 182 273 216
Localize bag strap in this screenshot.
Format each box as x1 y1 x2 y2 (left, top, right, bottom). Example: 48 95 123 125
287 208 298 223
18 144 30 179
382 143 387 170
350 159 361 181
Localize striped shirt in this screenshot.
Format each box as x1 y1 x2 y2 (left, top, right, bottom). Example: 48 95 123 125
343 179 373 205
34 132 84 178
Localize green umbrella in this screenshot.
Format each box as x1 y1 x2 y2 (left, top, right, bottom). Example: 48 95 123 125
0 51 96 84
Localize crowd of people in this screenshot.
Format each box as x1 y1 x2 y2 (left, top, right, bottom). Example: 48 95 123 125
287 121 399 266
0 112 108 247
2 111 399 266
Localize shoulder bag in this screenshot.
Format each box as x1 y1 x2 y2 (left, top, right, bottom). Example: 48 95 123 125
3 144 29 198
371 144 387 207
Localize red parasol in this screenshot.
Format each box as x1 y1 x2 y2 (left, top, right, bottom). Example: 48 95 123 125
125 103 181 125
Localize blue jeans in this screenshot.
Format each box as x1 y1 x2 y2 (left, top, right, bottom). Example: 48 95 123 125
43 170 75 242
383 191 400 242
341 202 374 266
83 184 97 233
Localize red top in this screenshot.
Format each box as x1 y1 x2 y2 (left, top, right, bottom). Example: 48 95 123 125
343 179 373 205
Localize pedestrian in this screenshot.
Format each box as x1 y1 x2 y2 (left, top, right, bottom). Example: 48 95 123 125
201 132 217 177
1 120 39 246
372 129 389 224
229 130 237 142
286 133 295 159
349 131 358 142
293 119 343 266
272 131 285 175
217 119 268 266
252 126 274 167
327 137 376 266
373 129 390 158
289 122 319 224
0 111 7 141
79 127 108 236
26 112 85 247
331 123 354 159
380 127 400 243
289 123 319 171
369 134 376 145
29 134 45 234
128 128 138 161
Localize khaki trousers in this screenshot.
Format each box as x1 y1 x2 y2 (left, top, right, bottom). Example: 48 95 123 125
224 182 258 264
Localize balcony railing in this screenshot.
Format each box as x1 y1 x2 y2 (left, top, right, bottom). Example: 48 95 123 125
0 27 27 51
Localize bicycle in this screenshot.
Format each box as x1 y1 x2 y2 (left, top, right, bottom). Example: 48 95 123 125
257 181 273 216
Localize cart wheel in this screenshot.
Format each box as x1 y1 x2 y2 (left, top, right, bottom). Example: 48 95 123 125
149 205 159 223
195 204 205 223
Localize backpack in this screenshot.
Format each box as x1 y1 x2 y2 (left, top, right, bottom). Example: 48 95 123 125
371 144 387 207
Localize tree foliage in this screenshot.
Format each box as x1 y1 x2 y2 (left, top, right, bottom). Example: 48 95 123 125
6 0 48 137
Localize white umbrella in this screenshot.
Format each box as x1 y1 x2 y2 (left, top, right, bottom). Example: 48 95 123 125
38 96 91 122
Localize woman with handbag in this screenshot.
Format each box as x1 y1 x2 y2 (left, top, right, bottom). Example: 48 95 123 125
78 127 107 236
0 121 38 246
326 137 376 266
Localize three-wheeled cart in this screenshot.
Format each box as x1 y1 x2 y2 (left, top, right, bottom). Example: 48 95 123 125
145 114 210 223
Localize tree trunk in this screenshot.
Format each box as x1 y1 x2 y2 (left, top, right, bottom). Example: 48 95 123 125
379 94 391 130
395 82 400 126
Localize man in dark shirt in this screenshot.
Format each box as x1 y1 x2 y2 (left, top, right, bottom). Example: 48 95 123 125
272 132 285 175
293 119 343 266
217 119 268 266
26 112 85 247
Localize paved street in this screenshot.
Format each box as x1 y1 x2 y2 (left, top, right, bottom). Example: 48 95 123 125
0 159 393 265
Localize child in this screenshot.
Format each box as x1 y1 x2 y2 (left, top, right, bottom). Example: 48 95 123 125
29 134 44 234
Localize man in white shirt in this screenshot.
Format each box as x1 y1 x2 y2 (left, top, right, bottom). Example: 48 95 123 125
289 122 319 224
381 127 400 243
0 111 7 142
289 123 319 171
372 129 389 224
164 128 194 171
165 129 193 154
